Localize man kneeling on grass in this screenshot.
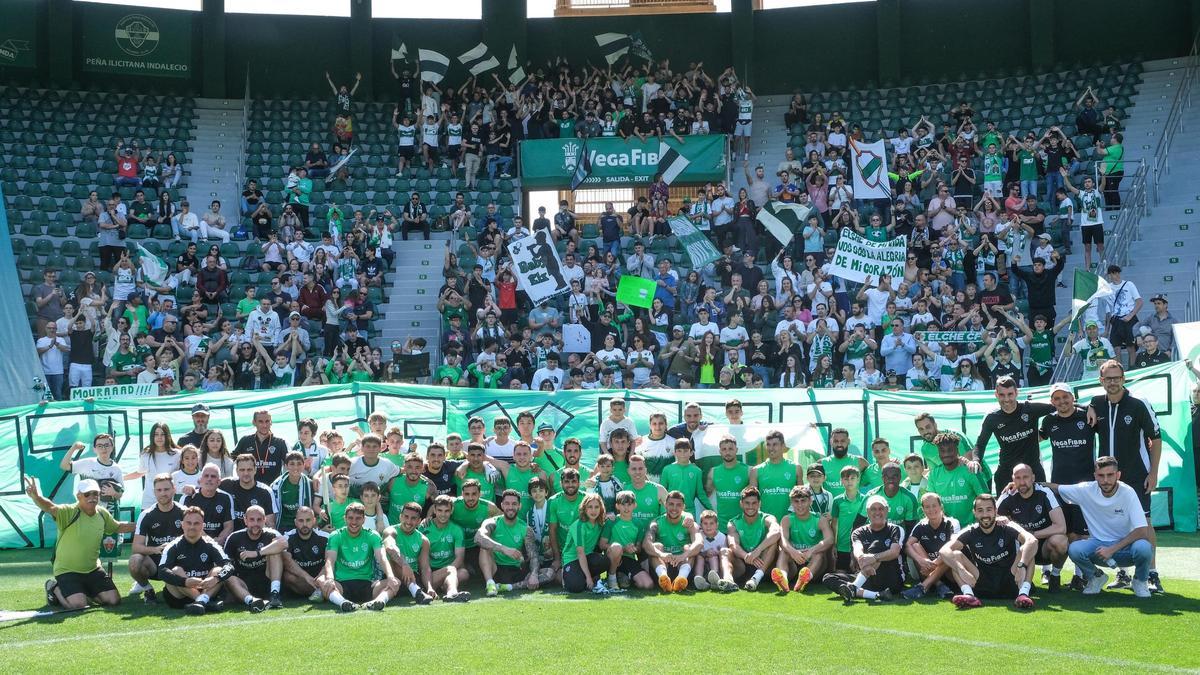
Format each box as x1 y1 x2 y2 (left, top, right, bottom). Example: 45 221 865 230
939 494 1037 609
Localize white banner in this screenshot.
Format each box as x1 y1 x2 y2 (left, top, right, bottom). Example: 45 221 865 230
562 323 591 354
850 138 891 200
826 228 908 284
70 383 157 401
507 230 569 305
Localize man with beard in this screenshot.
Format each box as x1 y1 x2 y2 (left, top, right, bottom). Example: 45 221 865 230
451 479 500 577
913 413 988 483
420 494 471 602
859 463 920 533
819 428 869 497
129 475 184 603
827 496 903 603
476 490 539 596
646 490 703 593
184 464 235 544
706 435 750 527
997 464 1069 592
925 433 989 526
749 430 803 521
974 376 1057 489
156 506 234 615
223 505 285 611
423 441 463 496
282 506 329 601
724 487 781 591
220 454 276 532
321 503 398 612
940 494 1037 609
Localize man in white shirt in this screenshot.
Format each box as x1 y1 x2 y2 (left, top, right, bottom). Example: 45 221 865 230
287 231 314 267
530 353 565 391
36 323 70 400
560 254 586 289
625 241 657 279
172 200 202 243
773 305 806 340
688 309 720 340
200 200 232 243
1104 264 1142 368
245 298 282 348
856 274 896 326
710 184 735 242
1047 456 1154 598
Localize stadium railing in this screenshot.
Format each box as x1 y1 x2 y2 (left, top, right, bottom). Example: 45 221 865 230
1151 29 1200 206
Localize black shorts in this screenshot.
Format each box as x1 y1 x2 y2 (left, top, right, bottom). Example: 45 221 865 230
55 568 115 600
835 550 852 572
238 574 271 599
1063 502 1090 536
1080 224 1104 245
1034 539 1055 566
339 578 374 603
1132 483 1152 516
422 142 438 155
1107 316 1137 347
860 564 904 594
445 146 461 160
974 569 1019 599
398 145 415 159
494 563 528 584
463 547 480 574
616 556 644 577
163 586 192 609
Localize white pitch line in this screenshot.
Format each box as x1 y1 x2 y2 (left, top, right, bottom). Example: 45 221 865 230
3 593 1199 674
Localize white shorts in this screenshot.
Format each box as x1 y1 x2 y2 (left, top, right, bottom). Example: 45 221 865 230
68 363 93 388
734 121 753 137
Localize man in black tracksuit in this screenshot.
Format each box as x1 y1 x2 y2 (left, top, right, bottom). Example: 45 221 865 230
1011 250 1065 325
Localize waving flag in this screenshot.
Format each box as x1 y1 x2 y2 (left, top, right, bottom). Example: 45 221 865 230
390 36 407 62
656 141 691 186
418 49 450 84
507 46 526 85
849 137 891 200
136 243 168 285
594 32 652 65
756 201 812 247
570 139 592 191
457 43 499 77
1071 267 1114 326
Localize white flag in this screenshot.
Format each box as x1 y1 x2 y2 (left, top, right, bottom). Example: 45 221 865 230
507 230 569 305
418 49 450 84
457 43 499 77
507 46 525 85
849 138 891 200
756 201 812 248
136 243 168 285
390 41 407 61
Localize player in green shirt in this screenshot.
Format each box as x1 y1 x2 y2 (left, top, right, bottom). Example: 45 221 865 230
860 438 894 492
772 485 834 593
505 442 548 520
913 414 992 486
532 423 567 475
451 479 500 576
626 455 666 542
387 452 435 523
420 494 470 602
323 503 396 612
27 477 133 610
607 429 635 485
382 502 435 605
706 435 750 527
860 463 921 530
829 465 867 571
455 443 506 504
548 468 585 569
820 428 869 497
645 490 703 593
476 490 538 596
601 490 653 591
553 438 592 493
659 438 713 518
750 430 803 520
324 474 352 530
561 493 608 593
924 433 989 525
726 486 781 591
110 334 141 384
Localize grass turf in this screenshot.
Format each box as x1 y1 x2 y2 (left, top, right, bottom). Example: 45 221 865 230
1 535 1198 673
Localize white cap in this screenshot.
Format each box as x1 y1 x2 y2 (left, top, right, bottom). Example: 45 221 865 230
866 495 889 510
1048 382 1073 396
75 479 100 495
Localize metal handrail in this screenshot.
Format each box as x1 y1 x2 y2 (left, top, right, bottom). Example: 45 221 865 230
235 67 250 201
1150 30 1200 205
1185 259 1200 327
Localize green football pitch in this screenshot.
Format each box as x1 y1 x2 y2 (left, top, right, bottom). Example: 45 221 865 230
1 535 1198 673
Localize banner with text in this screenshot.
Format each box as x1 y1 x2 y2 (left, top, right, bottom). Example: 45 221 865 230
668 216 721 269
0 0 38 70
507 230 569 305
70 383 157 401
0 361 1193 548
79 4 193 79
827 228 908 284
915 331 983 344
520 135 727 189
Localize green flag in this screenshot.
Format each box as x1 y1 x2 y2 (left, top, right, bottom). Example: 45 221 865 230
756 201 811 247
616 275 656 309
136 243 168 285
667 215 721 269
1071 267 1113 326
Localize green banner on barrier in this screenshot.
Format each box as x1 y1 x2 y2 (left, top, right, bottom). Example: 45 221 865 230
79 5 192 79
0 0 38 70
0 361 1194 548
519 135 727 189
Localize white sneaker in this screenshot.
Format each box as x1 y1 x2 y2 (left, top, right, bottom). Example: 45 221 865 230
693 575 710 591
1131 579 1151 598
1083 572 1109 595
308 589 323 602
128 583 145 596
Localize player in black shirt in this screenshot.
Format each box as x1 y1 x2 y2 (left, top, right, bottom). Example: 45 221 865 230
901 493 960 600
222 505 284 612
829 496 903 603
233 411 290 483
157 507 235 615
997 464 1068 592
129 475 184 603
220 454 276 531
940 494 1037 609
183 465 235 544
283 506 329 600
973 376 1056 489
1039 383 1096 540
424 442 463 497
1086 360 1164 593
